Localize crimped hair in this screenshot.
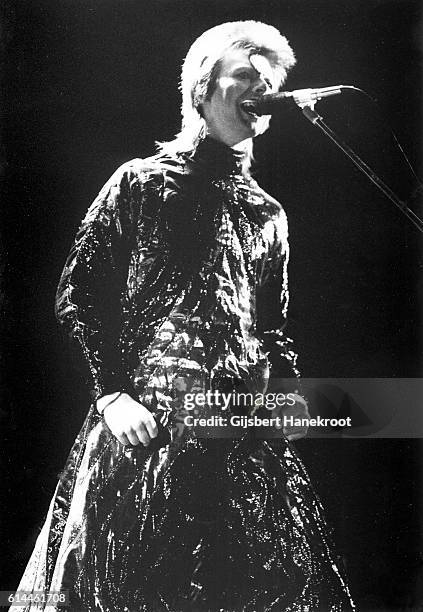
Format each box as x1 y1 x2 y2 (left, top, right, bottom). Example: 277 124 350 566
157 20 296 170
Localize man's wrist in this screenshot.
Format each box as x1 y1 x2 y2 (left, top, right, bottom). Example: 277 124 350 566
96 391 124 415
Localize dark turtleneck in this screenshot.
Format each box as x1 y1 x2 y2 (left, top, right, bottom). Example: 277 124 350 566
185 135 246 179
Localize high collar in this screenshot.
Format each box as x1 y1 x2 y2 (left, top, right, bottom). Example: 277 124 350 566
188 136 245 178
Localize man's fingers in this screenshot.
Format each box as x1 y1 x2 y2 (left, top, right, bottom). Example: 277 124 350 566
144 415 158 439
103 396 158 447
291 394 310 416
117 432 131 446
134 424 151 447
126 429 140 446
286 431 307 441
284 426 308 441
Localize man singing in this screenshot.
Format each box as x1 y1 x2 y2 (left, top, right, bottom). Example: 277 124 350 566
12 21 355 611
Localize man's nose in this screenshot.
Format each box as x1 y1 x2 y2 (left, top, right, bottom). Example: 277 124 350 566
252 74 270 95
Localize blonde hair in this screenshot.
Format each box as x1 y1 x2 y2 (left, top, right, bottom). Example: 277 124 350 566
157 20 296 171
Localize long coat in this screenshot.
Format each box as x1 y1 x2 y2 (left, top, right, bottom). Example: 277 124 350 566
11 137 354 611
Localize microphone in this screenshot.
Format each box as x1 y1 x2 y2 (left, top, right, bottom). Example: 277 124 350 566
241 85 349 115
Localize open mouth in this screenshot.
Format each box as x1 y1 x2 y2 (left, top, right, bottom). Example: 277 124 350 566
240 100 259 119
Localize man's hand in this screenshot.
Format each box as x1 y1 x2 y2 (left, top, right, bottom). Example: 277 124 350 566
102 393 158 447
276 393 310 441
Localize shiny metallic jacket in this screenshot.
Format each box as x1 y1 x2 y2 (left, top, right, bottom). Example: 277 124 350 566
11 137 355 612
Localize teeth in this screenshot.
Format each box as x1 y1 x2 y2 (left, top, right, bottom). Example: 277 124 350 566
241 101 257 115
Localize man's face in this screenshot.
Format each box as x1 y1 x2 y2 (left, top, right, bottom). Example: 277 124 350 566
202 48 277 147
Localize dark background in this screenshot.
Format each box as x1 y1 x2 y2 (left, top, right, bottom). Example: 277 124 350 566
1 0 422 609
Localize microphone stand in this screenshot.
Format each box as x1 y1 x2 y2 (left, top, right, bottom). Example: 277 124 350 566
300 104 423 234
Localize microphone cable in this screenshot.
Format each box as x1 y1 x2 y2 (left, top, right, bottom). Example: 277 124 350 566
339 85 423 193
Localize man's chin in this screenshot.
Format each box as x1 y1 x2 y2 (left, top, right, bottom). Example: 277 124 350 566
235 121 268 143
239 108 259 128
240 115 260 133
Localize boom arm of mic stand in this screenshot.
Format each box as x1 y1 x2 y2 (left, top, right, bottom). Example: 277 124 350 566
301 105 423 234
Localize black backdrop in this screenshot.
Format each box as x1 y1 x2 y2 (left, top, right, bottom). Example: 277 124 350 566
1 0 422 609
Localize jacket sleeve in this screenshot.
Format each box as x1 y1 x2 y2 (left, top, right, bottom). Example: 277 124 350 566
256 205 300 380
55 163 139 402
